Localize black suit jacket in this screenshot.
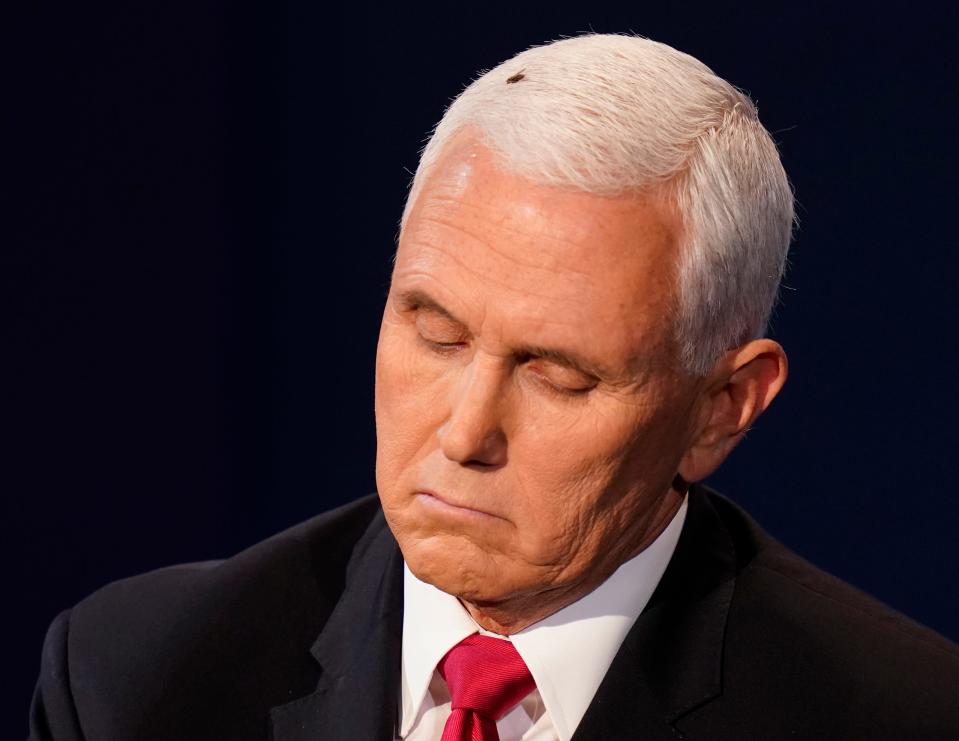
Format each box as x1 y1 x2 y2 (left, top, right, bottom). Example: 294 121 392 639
29 485 959 740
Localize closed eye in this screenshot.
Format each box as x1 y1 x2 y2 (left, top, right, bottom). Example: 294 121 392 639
530 373 596 397
523 358 598 397
418 334 468 355
413 306 470 354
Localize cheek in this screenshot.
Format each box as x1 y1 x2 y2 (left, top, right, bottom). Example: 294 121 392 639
504 422 624 544
511 403 629 495
505 402 675 546
374 325 450 487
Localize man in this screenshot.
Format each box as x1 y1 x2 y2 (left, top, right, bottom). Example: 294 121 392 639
29 33 959 741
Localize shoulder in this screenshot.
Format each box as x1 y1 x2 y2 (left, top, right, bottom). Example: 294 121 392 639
30 494 389 741
702 486 959 736
70 493 385 631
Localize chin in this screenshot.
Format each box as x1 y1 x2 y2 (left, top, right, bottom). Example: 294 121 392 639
401 533 511 602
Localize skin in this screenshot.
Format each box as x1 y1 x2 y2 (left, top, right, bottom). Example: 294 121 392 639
374 131 787 634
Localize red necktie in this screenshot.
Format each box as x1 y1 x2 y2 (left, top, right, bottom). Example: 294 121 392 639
438 633 537 741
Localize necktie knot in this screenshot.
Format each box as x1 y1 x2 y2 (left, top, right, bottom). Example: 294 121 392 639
438 633 536 740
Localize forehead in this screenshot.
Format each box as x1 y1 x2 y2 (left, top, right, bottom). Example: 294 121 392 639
395 136 683 369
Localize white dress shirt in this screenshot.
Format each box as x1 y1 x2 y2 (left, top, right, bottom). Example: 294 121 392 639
397 495 688 741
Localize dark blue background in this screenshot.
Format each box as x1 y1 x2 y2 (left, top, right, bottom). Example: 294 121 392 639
8 2 959 729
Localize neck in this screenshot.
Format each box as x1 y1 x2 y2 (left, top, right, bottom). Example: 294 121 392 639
460 486 686 635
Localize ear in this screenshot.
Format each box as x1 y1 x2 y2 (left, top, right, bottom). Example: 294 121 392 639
678 339 788 483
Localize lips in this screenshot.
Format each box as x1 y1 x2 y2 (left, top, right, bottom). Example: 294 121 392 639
416 489 504 521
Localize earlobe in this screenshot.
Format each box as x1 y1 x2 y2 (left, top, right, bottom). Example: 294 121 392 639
678 340 788 483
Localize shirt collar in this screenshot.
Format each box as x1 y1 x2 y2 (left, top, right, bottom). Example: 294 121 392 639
400 494 688 740
400 564 478 736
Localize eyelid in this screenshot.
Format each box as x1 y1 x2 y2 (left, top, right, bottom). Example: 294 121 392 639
525 362 597 396
416 332 469 356
531 372 595 397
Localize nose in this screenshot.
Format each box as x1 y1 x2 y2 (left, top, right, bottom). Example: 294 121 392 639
437 355 508 468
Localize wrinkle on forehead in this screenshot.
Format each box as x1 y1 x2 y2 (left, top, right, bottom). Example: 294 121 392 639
397 231 601 302
414 195 611 275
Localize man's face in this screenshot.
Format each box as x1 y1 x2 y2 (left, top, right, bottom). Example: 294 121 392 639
375 133 704 610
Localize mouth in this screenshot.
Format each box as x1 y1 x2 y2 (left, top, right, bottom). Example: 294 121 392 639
415 489 506 522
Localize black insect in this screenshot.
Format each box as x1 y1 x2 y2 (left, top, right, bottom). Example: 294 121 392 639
506 71 525 84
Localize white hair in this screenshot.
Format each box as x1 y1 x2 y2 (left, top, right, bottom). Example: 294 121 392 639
401 33 795 375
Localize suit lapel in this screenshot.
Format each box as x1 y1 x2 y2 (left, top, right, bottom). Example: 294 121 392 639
572 486 737 740
269 512 404 741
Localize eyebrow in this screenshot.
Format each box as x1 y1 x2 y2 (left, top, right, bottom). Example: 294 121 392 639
394 288 616 380
395 289 464 324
